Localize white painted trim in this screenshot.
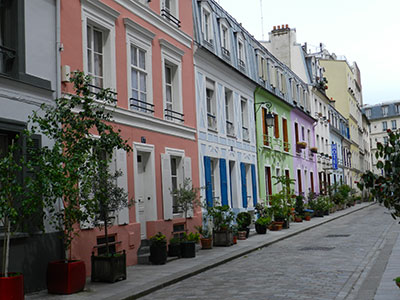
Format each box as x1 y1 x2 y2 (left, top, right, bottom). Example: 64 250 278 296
114 0 192 48
81 1 117 90
159 38 185 58
165 147 185 157
124 18 156 41
109 104 196 140
81 0 120 20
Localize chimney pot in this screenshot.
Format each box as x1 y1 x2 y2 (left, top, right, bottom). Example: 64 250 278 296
273 26 276 30
282 24 285 29
286 24 289 28
277 25 280 29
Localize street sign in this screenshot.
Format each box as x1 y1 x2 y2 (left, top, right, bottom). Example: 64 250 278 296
332 143 338 170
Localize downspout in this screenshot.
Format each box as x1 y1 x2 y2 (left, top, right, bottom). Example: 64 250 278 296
56 0 61 99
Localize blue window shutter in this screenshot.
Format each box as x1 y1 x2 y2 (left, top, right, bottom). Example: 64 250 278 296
204 156 213 207
219 158 228 206
251 164 257 206
240 162 247 208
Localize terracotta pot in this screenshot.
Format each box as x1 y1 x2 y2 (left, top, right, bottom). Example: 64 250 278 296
233 235 237 244
47 260 86 294
269 221 283 231
0 273 24 300
200 238 213 249
304 215 311 221
238 231 247 240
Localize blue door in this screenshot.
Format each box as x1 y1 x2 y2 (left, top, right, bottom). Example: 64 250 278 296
204 156 213 207
220 158 228 206
251 164 257 207
240 162 247 208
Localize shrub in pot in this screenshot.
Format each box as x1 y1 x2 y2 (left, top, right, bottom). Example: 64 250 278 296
0 138 44 300
149 232 167 265
255 216 271 234
236 211 252 238
168 237 181 257
205 205 234 246
180 232 199 258
195 226 212 249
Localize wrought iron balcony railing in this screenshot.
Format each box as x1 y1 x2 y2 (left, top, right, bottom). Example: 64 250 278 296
242 126 249 141
161 9 181 27
130 98 154 114
165 108 184 122
207 113 217 131
226 120 235 137
88 84 118 102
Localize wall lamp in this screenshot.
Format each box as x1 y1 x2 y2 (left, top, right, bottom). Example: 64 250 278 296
256 101 275 127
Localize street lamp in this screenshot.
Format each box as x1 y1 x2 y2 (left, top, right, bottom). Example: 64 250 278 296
256 101 275 128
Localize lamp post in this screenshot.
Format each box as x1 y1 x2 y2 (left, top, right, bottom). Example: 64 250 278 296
257 101 275 128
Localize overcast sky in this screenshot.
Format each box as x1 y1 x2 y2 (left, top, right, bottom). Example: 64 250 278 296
218 0 400 106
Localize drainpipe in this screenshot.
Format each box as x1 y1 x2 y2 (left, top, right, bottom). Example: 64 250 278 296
56 0 61 99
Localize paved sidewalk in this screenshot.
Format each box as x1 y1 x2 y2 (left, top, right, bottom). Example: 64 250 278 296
374 224 400 299
26 202 374 300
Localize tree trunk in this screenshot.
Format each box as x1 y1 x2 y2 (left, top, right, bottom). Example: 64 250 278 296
2 217 10 277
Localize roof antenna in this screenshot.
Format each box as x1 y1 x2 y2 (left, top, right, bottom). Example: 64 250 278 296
260 0 264 40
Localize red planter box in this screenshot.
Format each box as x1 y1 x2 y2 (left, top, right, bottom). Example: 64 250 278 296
47 260 86 294
0 273 24 300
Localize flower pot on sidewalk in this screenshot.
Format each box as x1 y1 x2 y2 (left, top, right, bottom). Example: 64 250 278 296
0 273 24 300
47 260 86 294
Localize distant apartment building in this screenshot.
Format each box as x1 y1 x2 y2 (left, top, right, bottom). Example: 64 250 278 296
363 101 400 174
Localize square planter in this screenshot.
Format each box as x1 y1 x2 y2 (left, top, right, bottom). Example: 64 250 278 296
47 260 86 294
0 273 24 300
180 241 196 258
91 251 126 283
213 230 233 246
149 244 167 265
168 243 181 257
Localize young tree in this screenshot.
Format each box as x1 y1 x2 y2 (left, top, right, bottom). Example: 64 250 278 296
358 129 400 218
0 137 43 277
29 72 132 260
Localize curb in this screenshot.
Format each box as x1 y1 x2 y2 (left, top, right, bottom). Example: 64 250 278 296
124 202 376 300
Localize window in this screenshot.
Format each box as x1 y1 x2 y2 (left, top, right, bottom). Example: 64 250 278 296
257 54 267 81
225 88 234 136
202 6 212 45
170 156 181 213
301 126 305 141
125 20 154 113
241 97 249 141
392 120 397 130
161 0 180 27
160 39 184 122
265 166 272 199
220 23 230 58
396 104 400 114
294 122 299 144
365 109 371 117
82 2 117 90
282 118 289 152
310 171 314 193
262 108 269 147
237 34 245 70
86 24 104 88
206 79 216 131
382 121 387 131
383 136 388 145
130 45 147 111
0 0 18 76
274 114 279 138
382 106 388 116
210 159 217 202
292 81 297 102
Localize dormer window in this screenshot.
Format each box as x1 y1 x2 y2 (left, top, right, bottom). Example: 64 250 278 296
220 22 230 59
201 4 213 46
382 105 388 116
237 34 245 71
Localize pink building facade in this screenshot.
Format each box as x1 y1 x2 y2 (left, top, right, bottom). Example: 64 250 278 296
60 0 200 272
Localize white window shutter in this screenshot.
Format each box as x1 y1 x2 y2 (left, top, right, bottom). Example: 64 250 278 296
80 205 94 229
262 59 268 81
270 66 276 87
116 149 129 225
161 153 173 220
183 156 193 218
282 74 287 94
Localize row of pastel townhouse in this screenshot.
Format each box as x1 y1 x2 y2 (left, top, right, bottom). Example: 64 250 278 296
0 0 372 292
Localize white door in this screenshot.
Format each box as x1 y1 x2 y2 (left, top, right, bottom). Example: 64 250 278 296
137 152 153 239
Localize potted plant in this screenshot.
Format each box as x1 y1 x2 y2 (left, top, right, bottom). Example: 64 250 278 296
29 72 132 294
304 211 311 221
180 232 199 258
168 237 181 257
206 205 235 246
310 147 318 153
149 232 167 265
255 216 271 234
296 141 307 149
236 211 252 239
89 161 131 283
0 138 44 300
195 226 212 249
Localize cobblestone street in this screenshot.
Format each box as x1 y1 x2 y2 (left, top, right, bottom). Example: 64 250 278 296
140 205 399 300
